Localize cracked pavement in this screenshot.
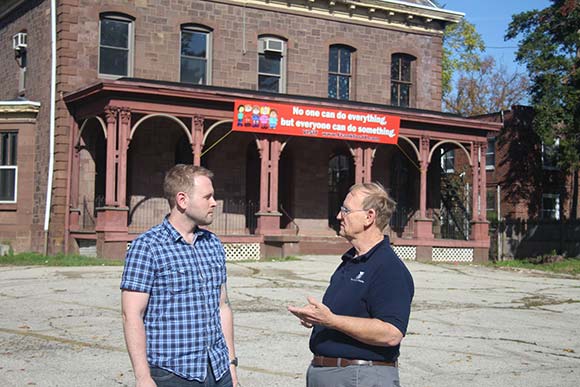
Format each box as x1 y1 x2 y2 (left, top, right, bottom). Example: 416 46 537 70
0 256 579 386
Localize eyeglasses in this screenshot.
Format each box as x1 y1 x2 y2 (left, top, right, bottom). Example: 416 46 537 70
340 205 367 215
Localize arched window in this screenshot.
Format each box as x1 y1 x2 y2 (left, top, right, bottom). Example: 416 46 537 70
180 24 212 85
258 36 287 93
391 53 416 107
328 45 355 100
99 13 134 77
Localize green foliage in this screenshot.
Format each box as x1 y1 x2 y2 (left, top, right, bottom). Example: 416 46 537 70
0 252 124 266
493 257 580 276
506 0 580 171
442 18 486 96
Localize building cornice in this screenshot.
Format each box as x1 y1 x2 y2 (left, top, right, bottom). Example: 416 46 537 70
214 0 462 34
0 101 41 115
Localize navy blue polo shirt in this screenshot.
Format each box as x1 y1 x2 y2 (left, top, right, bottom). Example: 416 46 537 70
309 236 414 362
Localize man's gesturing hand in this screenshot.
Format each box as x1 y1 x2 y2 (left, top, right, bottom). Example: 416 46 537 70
287 297 336 329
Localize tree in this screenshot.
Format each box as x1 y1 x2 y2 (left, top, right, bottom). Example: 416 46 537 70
443 56 530 116
441 17 485 97
506 0 580 171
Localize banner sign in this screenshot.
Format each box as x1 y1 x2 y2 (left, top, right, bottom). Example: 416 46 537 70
232 99 400 144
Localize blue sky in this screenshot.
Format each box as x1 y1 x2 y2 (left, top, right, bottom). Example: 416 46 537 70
440 0 552 74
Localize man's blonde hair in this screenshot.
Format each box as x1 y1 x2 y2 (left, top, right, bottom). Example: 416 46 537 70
163 164 214 208
349 182 396 231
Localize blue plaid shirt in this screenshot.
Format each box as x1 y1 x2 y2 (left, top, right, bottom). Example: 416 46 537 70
120 217 229 382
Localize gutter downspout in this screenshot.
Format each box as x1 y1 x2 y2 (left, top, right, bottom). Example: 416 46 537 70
44 0 57 255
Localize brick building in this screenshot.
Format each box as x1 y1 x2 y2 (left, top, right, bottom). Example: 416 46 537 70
476 106 580 258
0 0 501 262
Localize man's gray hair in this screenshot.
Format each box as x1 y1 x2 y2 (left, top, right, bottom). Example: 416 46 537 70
350 182 396 231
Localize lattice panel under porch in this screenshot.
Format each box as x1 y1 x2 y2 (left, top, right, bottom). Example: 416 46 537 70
392 246 416 261
224 243 261 261
432 247 473 262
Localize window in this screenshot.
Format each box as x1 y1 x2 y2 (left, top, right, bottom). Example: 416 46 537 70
391 54 415 107
441 149 455 173
0 132 18 202
99 14 133 77
486 137 496 170
180 25 212 85
486 188 497 220
542 138 559 170
14 30 27 93
258 36 286 93
328 45 354 100
541 194 560 220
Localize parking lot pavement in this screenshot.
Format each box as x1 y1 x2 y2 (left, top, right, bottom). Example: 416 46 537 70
0 256 579 387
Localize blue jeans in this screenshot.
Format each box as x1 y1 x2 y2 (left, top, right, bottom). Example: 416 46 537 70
150 364 232 387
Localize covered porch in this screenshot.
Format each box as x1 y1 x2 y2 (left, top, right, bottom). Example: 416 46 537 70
63 79 501 262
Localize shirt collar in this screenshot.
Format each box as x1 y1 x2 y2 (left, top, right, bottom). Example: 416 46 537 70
162 217 209 244
341 235 390 263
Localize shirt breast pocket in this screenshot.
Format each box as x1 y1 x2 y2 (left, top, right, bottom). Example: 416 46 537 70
159 263 200 294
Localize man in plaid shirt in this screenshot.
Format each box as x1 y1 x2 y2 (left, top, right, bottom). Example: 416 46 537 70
121 165 238 387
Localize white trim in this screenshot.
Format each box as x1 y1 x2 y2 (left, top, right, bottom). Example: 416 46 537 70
98 14 134 78
541 193 560 220
0 101 41 106
0 165 17 203
379 0 464 16
258 36 287 93
179 26 212 85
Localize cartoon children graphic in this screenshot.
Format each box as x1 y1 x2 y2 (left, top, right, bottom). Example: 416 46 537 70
243 104 252 126
251 105 260 127
237 105 244 126
269 110 278 129
260 106 270 128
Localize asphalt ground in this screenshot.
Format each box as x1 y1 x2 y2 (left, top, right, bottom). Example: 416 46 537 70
1 256 579 387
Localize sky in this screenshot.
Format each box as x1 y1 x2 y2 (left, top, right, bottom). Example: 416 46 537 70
440 0 552 74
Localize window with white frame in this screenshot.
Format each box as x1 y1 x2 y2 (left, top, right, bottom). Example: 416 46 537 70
328 45 354 100
99 14 133 77
542 138 559 170
0 132 18 202
180 25 212 85
486 137 496 170
441 148 455 173
258 36 286 93
391 53 415 107
541 193 560 220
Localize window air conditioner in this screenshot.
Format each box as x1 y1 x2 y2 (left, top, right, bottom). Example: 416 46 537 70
262 38 283 54
13 32 27 51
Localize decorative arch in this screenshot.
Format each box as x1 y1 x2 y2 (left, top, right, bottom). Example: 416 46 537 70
370 135 420 161
130 114 191 142
429 140 472 166
203 119 233 145
76 116 107 146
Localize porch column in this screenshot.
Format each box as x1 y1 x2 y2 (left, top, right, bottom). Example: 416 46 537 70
353 145 374 184
96 105 129 260
256 136 281 235
68 119 81 231
479 141 487 220
471 141 489 243
471 142 480 221
414 136 433 239
104 106 118 206
192 115 204 166
117 107 131 207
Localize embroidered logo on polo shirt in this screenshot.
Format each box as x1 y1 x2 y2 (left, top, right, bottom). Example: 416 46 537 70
350 271 365 283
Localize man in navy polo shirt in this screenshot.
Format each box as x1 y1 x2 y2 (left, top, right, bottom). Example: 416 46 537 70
121 165 238 387
288 182 414 387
